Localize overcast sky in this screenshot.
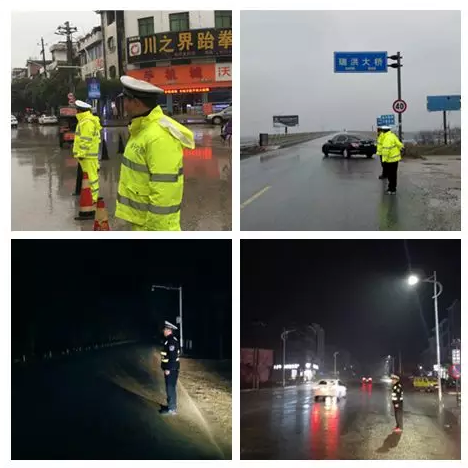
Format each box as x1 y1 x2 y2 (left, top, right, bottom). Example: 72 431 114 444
241 10 461 136
11 11 100 68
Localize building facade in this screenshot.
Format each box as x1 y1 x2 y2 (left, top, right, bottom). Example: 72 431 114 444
98 10 232 114
77 26 104 79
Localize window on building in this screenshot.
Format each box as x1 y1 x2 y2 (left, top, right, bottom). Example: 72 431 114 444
138 17 154 37
215 11 232 28
107 11 115 25
107 36 116 52
80 52 87 66
169 12 189 32
109 65 117 79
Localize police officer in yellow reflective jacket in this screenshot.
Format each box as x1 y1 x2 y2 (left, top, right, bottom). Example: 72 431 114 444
115 76 195 231
380 126 404 195
376 126 386 180
73 100 102 204
160 320 180 415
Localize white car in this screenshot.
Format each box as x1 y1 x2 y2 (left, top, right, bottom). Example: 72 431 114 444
313 379 347 401
206 105 232 125
39 115 58 125
11 115 18 128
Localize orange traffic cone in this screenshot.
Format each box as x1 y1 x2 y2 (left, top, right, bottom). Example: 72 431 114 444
74 172 95 220
93 197 111 230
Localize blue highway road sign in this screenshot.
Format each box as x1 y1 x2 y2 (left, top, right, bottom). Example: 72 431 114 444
377 114 395 126
334 51 388 73
427 95 461 112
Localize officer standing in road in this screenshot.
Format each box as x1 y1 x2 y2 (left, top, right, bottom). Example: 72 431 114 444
376 126 386 180
391 374 404 432
160 321 181 415
380 126 404 194
115 76 195 231
73 100 102 205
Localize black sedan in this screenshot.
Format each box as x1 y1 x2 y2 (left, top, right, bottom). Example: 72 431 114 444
322 134 376 158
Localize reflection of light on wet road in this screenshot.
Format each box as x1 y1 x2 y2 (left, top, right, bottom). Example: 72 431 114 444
309 399 340 459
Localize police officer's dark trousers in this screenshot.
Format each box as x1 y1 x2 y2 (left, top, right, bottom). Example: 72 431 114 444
380 156 387 177
393 401 403 429
386 162 399 192
165 370 179 410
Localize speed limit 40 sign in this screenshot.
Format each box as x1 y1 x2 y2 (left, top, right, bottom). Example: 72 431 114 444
393 99 407 113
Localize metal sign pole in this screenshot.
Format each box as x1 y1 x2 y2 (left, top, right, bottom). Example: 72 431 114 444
397 52 402 141
443 111 448 145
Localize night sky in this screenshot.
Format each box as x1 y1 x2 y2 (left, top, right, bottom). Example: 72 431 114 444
12 240 231 359
241 240 460 367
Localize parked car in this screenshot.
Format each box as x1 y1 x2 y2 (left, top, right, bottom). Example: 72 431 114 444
362 377 373 384
322 134 376 158
11 115 18 128
313 379 347 401
206 105 232 125
39 115 58 125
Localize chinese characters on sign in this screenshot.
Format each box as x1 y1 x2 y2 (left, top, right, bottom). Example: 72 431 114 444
215 63 232 82
86 77 101 99
127 28 232 63
334 52 388 73
376 114 395 126
165 88 211 94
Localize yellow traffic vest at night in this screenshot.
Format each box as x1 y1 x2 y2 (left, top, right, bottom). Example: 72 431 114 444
73 111 102 159
115 106 195 231
380 131 403 163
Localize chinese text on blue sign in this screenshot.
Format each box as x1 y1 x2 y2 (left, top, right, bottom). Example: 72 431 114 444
377 114 395 126
334 52 388 73
87 78 101 99
427 95 461 112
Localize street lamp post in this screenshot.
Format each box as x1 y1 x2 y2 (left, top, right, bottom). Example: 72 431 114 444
151 284 183 354
333 351 339 377
281 329 295 387
408 271 443 404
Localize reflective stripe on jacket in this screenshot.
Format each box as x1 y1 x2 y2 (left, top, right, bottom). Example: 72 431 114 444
72 111 102 160
161 334 180 371
376 132 384 156
381 131 403 163
115 106 195 231
391 382 403 402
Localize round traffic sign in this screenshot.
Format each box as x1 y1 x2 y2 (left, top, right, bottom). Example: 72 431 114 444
67 93 75 100
450 364 461 379
393 99 407 113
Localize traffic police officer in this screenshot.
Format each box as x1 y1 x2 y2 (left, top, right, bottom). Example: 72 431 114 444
160 320 180 415
380 126 404 195
376 125 386 180
391 374 403 432
73 100 102 204
115 76 195 231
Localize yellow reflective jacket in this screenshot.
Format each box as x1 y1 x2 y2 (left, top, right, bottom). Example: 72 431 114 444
376 132 384 156
115 106 195 231
381 131 403 163
73 111 102 159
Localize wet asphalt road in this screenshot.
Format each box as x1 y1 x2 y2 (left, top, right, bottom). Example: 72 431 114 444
240 135 460 231
240 383 461 460
12 344 228 460
11 124 231 231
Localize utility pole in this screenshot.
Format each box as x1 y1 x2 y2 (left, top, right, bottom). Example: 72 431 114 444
333 351 339 378
55 21 78 93
38 37 48 78
399 350 402 375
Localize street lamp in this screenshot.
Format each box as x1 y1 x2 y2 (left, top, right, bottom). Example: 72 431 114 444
151 284 183 354
407 271 443 404
333 351 339 377
281 329 295 387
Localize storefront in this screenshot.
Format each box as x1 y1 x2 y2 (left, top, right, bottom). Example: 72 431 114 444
127 62 232 114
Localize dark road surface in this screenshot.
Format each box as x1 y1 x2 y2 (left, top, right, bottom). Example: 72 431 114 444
11 124 231 230
12 345 229 459
240 135 460 231
241 383 461 460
